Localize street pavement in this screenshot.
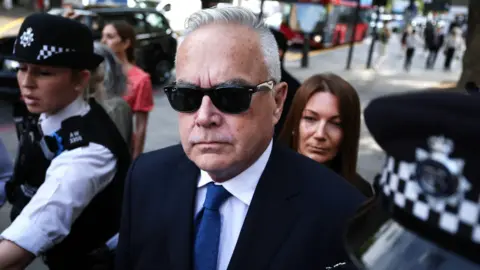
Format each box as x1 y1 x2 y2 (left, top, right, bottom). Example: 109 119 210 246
0 34 462 269
0 7 29 38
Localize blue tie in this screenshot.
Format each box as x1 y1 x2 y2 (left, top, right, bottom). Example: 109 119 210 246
194 183 231 270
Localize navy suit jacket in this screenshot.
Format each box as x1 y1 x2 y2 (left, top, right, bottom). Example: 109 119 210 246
116 143 366 270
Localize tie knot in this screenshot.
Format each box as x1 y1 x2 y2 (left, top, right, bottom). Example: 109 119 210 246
203 183 231 210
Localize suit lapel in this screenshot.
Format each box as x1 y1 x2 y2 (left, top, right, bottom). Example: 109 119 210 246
165 154 199 270
228 144 301 270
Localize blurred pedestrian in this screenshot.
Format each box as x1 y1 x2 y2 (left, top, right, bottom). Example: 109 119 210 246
0 13 130 269
401 26 422 71
425 26 444 69
278 73 373 197
443 26 466 71
101 21 154 159
270 28 301 138
374 22 391 70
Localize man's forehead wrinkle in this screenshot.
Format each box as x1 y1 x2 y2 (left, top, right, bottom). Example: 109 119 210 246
190 22 258 37
176 23 267 88
180 24 263 60
184 23 260 48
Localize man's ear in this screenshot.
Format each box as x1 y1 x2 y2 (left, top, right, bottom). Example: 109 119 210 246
272 82 288 125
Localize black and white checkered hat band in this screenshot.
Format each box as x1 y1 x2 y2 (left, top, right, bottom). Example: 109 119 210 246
378 156 480 244
37 45 75 60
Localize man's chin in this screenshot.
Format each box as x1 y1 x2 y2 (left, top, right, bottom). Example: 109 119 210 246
194 154 230 170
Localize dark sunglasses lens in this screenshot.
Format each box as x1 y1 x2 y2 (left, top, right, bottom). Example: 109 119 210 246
165 87 203 112
211 88 252 114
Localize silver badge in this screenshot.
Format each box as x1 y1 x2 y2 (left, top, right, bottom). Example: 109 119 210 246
20 27 34 48
415 136 471 208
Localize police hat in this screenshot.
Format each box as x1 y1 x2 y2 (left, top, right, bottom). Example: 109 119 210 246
345 91 480 270
5 13 103 70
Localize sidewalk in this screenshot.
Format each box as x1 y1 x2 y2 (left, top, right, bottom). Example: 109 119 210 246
0 6 32 18
0 7 31 37
285 35 461 88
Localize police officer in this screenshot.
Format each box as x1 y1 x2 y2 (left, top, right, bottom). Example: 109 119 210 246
344 91 480 269
0 13 131 269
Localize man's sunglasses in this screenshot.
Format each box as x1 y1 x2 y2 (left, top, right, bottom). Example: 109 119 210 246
163 80 275 114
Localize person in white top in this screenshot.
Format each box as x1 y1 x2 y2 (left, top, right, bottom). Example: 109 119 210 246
401 25 424 71
0 13 131 269
443 26 466 71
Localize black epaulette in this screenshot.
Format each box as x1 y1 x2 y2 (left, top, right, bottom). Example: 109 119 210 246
45 115 91 156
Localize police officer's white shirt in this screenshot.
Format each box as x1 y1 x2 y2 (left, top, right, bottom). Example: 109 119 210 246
1 97 117 256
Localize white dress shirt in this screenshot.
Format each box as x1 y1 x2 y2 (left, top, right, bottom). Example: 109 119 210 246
195 140 272 270
1 97 118 256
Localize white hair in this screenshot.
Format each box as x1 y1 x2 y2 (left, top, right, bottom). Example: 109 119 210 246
181 6 281 83
93 42 127 98
86 42 128 101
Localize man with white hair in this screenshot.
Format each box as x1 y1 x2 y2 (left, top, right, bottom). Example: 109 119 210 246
116 6 365 270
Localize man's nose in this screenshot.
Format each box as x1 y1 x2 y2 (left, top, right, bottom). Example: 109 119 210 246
195 96 221 128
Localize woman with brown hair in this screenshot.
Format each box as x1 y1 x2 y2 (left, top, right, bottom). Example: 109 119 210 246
101 21 154 159
278 73 373 197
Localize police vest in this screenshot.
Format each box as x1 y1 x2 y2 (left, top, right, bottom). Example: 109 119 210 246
7 98 131 269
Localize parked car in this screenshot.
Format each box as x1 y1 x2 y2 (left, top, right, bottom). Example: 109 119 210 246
48 6 178 85
0 36 20 101
0 6 177 99
0 70 19 101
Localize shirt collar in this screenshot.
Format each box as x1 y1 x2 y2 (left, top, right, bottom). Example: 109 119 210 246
198 140 273 206
39 97 90 136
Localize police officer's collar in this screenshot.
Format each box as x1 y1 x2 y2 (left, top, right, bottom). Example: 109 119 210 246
40 97 90 136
